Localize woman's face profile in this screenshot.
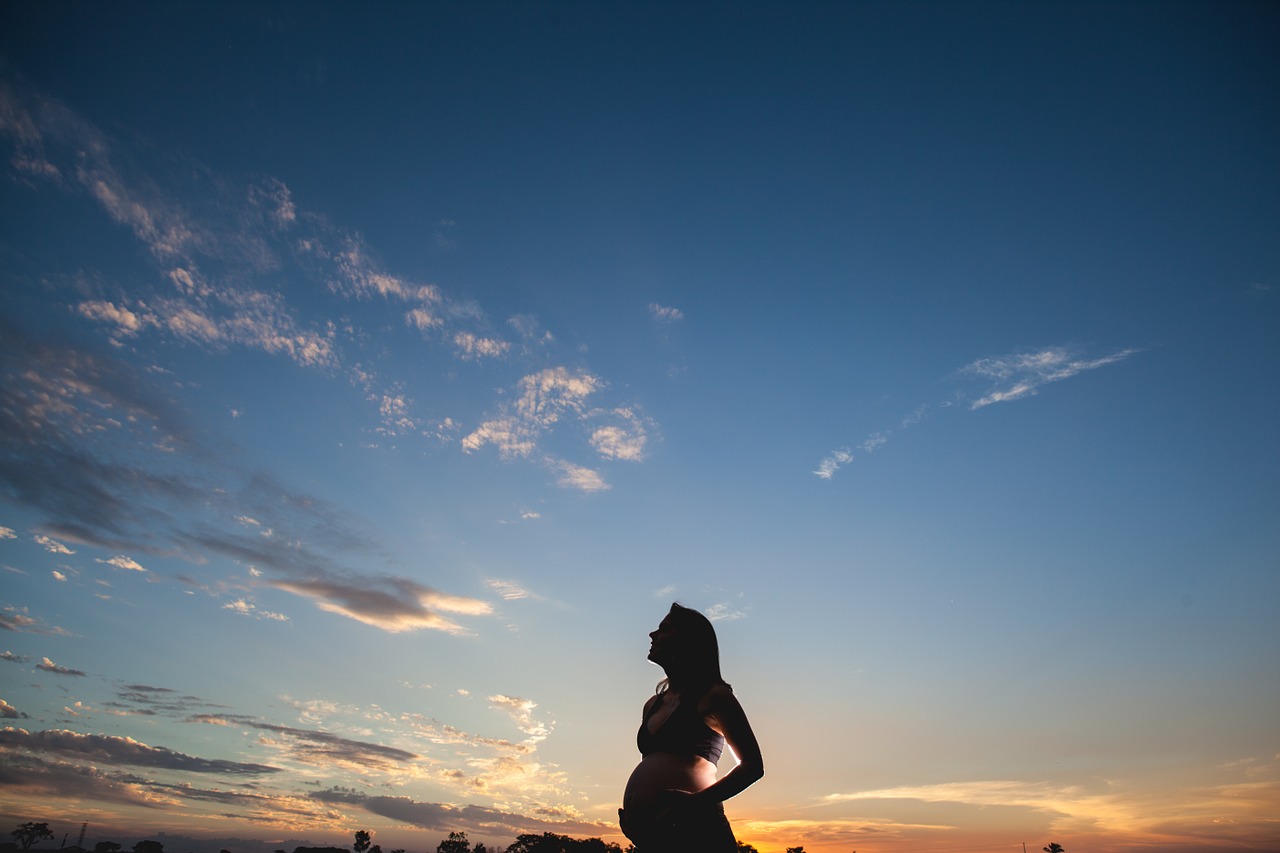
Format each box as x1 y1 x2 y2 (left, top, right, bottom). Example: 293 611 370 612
647 615 679 666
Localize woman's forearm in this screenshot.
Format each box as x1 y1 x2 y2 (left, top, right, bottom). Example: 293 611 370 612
694 758 764 804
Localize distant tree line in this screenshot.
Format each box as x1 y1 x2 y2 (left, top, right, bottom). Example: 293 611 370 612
25 821 1074 853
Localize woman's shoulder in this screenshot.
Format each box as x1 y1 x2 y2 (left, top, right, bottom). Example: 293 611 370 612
699 681 737 711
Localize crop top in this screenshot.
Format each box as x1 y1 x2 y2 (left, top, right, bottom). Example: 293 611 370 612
637 692 725 764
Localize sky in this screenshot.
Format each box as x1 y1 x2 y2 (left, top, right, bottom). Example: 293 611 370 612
0 3 1277 853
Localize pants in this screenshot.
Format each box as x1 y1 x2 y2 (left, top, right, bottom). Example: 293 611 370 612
619 802 737 853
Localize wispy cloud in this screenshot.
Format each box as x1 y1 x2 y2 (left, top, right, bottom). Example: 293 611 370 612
552 459 609 492
4 82 655 497
964 347 1138 409
462 368 639 491
98 555 146 572
189 714 417 772
0 727 280 775
36 657 86 676
34 534 75 555
463 368 602 458
453 331 511 360
267 575 491 634
488 695 551 748
487 579 532 600
310 789 608 838
648 303 684 323
0 607 72 636
589 407 650 461
814 345 1137 478
813 448 853 480
222 598 288 622
704 602 750 622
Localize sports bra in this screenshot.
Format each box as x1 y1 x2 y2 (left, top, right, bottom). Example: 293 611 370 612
637 691 725 764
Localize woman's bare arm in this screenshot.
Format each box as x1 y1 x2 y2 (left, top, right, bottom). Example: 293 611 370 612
691 685 764 805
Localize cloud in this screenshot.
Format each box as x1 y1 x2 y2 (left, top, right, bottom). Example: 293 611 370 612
0 751 168 808
106 684 223 718
648 303 684 323
34 534 75 555
553 460 609 492
589 407 649 461
37 657 86 676
189 715 416 772
0 527 16 539
462 368 635 490
0 727 281 775
825 778 1086 808
814 345 1137 478
704 602 749 622
98 555 146 572
0 698 28 719
814 448 853 479
487 579 531 600
463 367 603 458
222 599 288 622
310 789 608 838
0 607 72 636
488 695 551 746
267 574 491 634
453 331 511 360
964 347 1138 409
2 650 29 663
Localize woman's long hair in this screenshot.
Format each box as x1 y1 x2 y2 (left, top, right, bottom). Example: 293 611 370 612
657 602 730 696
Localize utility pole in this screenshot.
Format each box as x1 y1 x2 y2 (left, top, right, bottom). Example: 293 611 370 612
78 825 88 848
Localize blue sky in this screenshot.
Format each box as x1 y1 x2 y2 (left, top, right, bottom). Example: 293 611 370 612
1 3 1277 853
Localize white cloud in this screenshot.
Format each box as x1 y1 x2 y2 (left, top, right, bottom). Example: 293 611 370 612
51 570 67 582
0 527 15 539
648 303 684 322
814 448 853 479
406 307 442 331
859 433 888 453
34 535 74 555
705 602 749 622
98 555 146 572
553 460 609 492
453 331 510 360
268 575 491 634
965 347 1138 409
488 694 551 746
224 599 289 622
462 367 603 462
486 579 531 600
589 407 649 461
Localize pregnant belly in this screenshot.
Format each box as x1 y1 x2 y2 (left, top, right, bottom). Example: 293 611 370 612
623 752 718 813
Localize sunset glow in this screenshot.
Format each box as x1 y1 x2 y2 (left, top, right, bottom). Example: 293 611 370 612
2 4 1277 853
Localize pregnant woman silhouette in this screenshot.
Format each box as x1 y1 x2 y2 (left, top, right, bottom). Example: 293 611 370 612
620 603 764 852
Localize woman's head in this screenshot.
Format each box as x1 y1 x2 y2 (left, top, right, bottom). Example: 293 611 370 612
648 602 726 692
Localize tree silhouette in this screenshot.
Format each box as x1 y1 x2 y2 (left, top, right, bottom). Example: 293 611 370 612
735 843 760 853
504 834 621 853
353 832 371 853
437 832 470 853
132 841 163 853
94 843 121 853
473 845 488 853
787 848 808 853
1044 844 1065 853
12 823 55 850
